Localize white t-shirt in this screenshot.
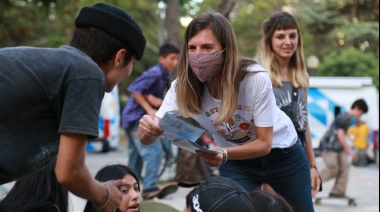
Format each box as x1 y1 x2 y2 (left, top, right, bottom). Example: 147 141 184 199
156 64 297 148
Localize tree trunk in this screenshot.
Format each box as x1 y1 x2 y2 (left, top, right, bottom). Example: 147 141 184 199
218 0 237 19
164 0 180 47
275 0 284 11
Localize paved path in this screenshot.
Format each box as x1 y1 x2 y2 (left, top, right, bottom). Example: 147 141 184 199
1 147 378 212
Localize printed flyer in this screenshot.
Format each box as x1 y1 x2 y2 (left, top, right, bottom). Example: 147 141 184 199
159 113 220 155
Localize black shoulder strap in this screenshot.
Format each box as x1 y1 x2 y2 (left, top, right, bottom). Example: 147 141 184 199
292 86 298 102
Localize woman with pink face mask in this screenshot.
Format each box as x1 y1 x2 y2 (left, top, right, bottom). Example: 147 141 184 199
139 12 314 211
84 164 140 212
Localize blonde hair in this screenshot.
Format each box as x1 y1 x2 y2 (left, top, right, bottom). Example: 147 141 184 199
176 12 247 124
256 11 307 88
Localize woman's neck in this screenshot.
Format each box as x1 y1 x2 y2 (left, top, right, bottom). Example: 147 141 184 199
206 80 220 99
276 57 290 81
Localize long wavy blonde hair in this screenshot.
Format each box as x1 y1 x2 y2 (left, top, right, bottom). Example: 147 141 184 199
176 12 249 124
256 11 308 88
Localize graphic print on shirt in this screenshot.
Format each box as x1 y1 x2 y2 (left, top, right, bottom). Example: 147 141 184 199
205 105 255 144
275 88 307 130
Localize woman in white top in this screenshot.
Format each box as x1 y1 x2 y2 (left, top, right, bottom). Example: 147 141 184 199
139 12 314 211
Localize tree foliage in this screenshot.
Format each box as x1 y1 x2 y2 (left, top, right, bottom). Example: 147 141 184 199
317 47 379 88
0 0 378 93
293 0 379 58
231 0 286 58
0 1 52 46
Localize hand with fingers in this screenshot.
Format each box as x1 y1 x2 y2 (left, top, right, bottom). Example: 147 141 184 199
196 146 228 167
139 115 163 137
138 115 164 145
94 180 129 212
310 166 321 197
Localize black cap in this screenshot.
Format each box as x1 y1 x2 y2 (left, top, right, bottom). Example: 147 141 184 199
75 3 146 60
188 176 253 212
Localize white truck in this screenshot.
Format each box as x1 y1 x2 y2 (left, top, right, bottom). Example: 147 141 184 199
308 77 379 160
87 87 120 152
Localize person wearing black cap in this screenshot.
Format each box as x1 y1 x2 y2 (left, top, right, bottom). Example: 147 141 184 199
0 3 145 211
249 190 294 212
183 176 254 212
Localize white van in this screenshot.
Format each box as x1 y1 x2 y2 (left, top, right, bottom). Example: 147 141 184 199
87 87 120 152
308 77 379 157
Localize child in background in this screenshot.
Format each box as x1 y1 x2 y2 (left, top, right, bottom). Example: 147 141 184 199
122 43 180 199
348 120 371 166
319 99 368 198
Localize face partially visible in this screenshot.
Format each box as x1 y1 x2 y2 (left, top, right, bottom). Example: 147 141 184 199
188 28 223 55
105 55 136 92
160 53 179 73
271 28 298 60
351 107 365 120
118 174 140 212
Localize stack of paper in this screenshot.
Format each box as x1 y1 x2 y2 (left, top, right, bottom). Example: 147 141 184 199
159 113 219 155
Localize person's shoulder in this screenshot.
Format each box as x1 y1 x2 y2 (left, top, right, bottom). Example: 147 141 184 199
51 46 92 64
61 46 100 69
58 45 91 59
335 113 349 121
56 47 104 81
129 64 163 87
142 63 163 76
335 113 351 127
1 46 54 56
362 123 370 130
244 64 269 82
246 63 266 73
171 78 178 86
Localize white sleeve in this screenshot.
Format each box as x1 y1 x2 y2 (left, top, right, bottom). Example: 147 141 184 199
252 72 277 127
156 79 180 118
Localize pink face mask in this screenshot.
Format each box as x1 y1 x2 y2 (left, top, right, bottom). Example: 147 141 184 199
188 50 225 82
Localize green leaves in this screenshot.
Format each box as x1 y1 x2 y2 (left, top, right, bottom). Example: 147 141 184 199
317 47 379 88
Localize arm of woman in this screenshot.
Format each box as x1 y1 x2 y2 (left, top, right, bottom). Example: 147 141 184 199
224 126 273 160
138 115 164 145
56 133 126 211
139 79 178 145
305 76 321 196
305 126 321 196
197 126 273 167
